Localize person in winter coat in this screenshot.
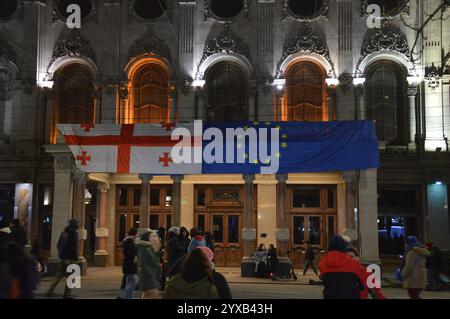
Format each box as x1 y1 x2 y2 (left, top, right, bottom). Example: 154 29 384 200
46 218 79 299
167 227 183 269
319 235 364 299
254 244 268 277
136 229 162 299
10 219 27 247
204 231 215 256
267 244 278 276
1 242 39 299
188 228 206 252
179 227 190 254
425 242 443 291
197 246 232 299
401 236 431 299
164 248 219 299
117 227 138 299
347 246 386 299
303 241 319 276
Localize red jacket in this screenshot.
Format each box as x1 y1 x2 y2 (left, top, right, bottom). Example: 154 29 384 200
357 266 386 299
319 251 363 275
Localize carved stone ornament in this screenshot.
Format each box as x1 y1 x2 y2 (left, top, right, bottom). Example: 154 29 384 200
338 72 353 92
203 0 249 23
425 63 441 90
0 37 17 64
196 26 250 79
277 24 334 77
357 25 413 75
55 156 72 171
281 0 329 21
361 0 410 18
0 69 13 101
128 27 172 63
49 29 97 66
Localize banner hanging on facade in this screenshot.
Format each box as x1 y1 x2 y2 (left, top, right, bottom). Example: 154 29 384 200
58 120 379 175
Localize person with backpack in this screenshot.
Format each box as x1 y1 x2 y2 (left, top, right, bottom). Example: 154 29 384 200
401 236 431 299
117 227 138 299
46 219 79 299
303 241 319 276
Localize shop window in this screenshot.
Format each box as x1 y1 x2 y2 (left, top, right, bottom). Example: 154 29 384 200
378 216 419 255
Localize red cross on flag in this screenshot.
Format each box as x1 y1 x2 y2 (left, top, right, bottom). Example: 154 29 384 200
57 123 202 174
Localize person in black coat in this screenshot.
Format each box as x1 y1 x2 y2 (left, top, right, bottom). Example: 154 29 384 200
46 218 79 299
10 219 27 248
167 227 183 269
179 226 190 255
118 227 138 299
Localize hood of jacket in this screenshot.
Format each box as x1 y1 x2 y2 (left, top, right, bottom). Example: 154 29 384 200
319 251 362 274
412 246 431 257
168 274 212 296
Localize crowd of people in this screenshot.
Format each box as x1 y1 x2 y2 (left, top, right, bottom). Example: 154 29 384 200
0 215 448 299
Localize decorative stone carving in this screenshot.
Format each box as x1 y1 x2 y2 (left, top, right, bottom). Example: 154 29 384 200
0 69 13 101
277 24 334 77
0 37 17 63
338 72 353 93
203 0 249 23
425 63 441 90
49 29 97 66
196 26 250 79
128 27 172 62
55 156 72 171
357 25 413 75
281 0 329 21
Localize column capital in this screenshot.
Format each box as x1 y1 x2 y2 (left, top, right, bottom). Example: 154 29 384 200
407 85 419 96
97 183 110 193
243 174 255 183
276 173 288 183
171 175 185 183
73 170 87 185
138 174 153 183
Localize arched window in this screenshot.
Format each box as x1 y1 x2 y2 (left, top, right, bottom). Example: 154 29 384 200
131 63 168 123
54 63 95 124
365 60 406 142
206 62 247 122
285 61 327 122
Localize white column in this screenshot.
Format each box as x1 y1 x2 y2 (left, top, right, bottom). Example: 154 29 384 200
355 84 366 120
257 182 277 247
180 183 194 230
407 84 418 148
171 175 184 227
94 183 109 267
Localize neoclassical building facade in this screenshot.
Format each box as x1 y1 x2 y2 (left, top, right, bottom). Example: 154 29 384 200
0 0 449 268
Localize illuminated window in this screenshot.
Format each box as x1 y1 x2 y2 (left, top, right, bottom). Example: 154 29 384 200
54 63 95 124
134 0 167 20
285 61 327 122
131 62 169 123
0 0 17 20
206 62 247 122
365 61 406 142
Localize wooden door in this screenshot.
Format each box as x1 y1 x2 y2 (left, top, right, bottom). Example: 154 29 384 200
290 215 324 268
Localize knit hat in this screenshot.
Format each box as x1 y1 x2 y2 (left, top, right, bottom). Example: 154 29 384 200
328 235 348 252
405 235 421 252
197 246 214 262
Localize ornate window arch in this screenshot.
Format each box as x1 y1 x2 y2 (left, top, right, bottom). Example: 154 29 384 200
54 63 95 125
364 60 407 143
205 61 248 122
284 60 327 122
128 58 169 124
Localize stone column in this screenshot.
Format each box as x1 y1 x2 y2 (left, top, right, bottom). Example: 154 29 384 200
171 175 184 227
94 183 109 267
139 174 152 230
276 173 289 257
355 84 366 120
327 86 337 121
195 87 205 120
73 171 87 263
407 84 418 148
242 174 256 257
47 155 74 274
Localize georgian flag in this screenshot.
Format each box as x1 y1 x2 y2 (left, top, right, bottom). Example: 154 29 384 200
58 123 202 174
